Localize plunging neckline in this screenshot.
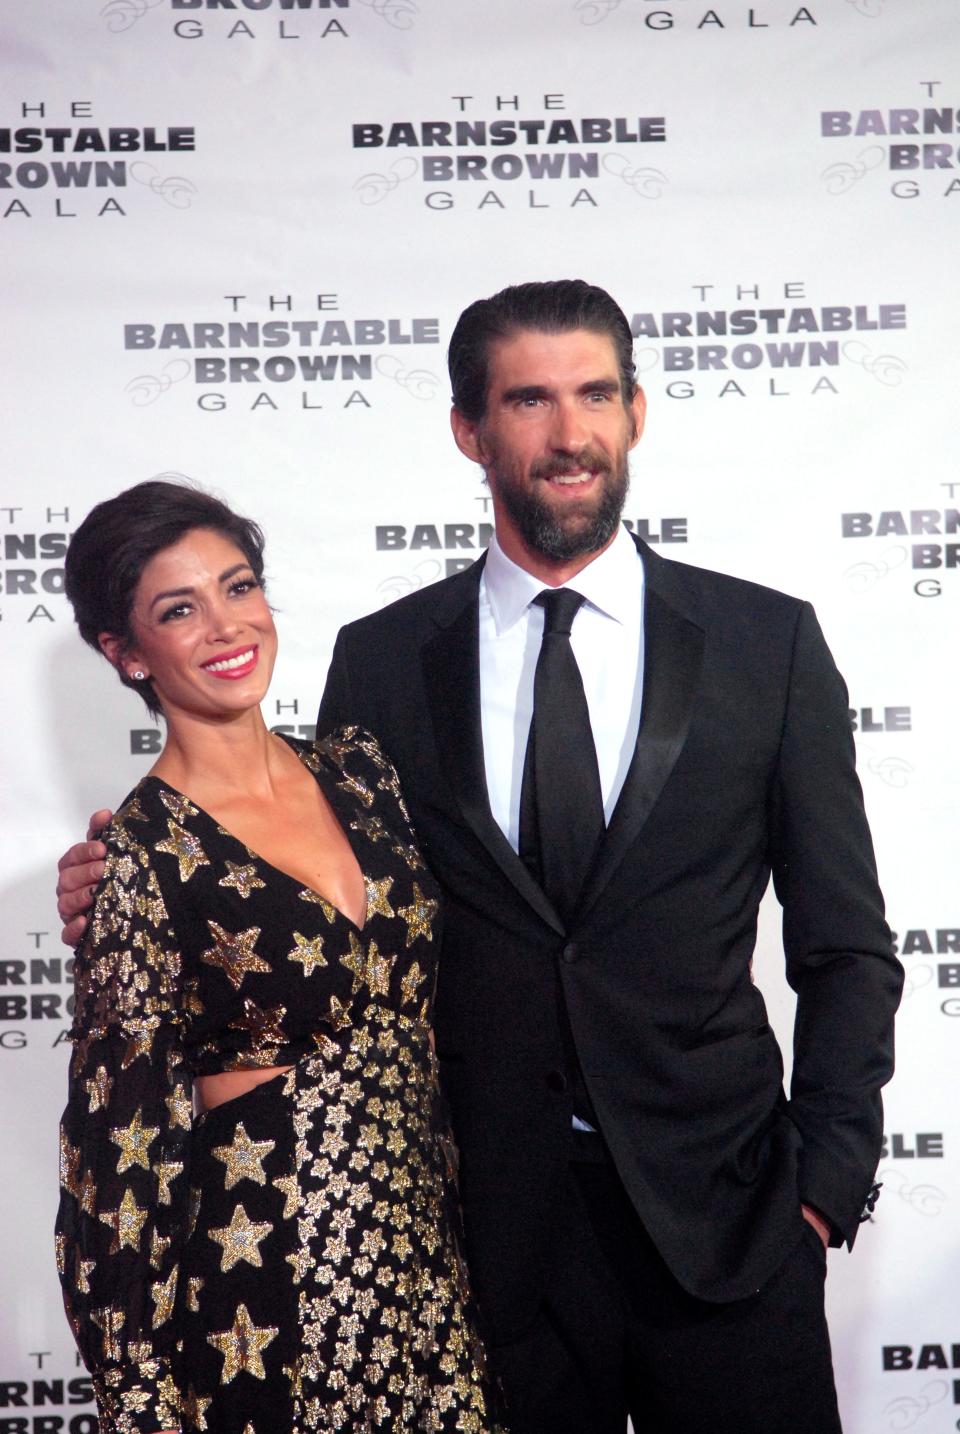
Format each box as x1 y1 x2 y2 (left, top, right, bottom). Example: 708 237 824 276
142 737 369 933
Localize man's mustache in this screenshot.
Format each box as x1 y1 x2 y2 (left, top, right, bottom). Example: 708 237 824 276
530 449 612 481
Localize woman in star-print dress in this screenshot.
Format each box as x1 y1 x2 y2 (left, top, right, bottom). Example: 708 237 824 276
55 481 506 1434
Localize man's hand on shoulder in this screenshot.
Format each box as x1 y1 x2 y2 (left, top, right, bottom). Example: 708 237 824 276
56 809 113 946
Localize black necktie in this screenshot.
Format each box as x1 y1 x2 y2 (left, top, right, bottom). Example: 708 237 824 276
519 588 605 926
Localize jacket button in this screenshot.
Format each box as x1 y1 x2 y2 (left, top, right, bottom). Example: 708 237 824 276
561 942 577 963
547 1070 568 1093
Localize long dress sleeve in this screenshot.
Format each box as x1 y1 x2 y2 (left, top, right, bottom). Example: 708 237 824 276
55 807 191 1434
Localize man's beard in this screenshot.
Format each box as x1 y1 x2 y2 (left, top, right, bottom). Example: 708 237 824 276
489 448 630 563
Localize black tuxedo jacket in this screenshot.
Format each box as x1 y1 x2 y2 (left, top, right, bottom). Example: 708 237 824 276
317 537 902 1343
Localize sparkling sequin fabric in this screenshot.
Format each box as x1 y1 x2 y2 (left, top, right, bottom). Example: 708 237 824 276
56 728 505 1433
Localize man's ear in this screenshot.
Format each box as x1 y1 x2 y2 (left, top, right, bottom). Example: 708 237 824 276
450 406 485 466
628 386 647 449
98 631 148 682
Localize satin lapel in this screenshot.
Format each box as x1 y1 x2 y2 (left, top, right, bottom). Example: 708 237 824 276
578 566 705 920
420 569 565 936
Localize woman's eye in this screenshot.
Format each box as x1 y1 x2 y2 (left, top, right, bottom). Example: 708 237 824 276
159 602 192 623
229 578 259 596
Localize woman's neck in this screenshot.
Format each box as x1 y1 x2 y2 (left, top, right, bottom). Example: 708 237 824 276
148 707 291 806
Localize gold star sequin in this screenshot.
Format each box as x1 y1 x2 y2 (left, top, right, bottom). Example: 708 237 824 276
320 728 357 762
121 1023 156 1070
98 1187 149 1253
157 787 197 822
208 1203 273 1272
397 883 438 947
299 889 338 922
272 1173 298 1219
340 931 368 995
109 1107 160 1173
137 929 173 972
359 1122 382 1156
372 1332 399 1366
338 771 374 808
155 818 209 882
229 998 288 1049
78 1168 97 1216
364 941 395 998
84 1065 114 1113
165 1082 193 1132
391 1232 412 1263
338 933 396 999
200 921 269 990
187 1185 202 1238
75 1252 96 1295
90 1306 125 1362
59 1131 81 1198
300 744 323 771
391 839 424 872
399 961 426 1007
286 1246 313 1285
182 1384 213 1430
351 813 389 843
155 1159 185 1205
150 1228 171 1270
120 795 149 824
219 861 266 900
184 979 205 1018
111 850 137 886
324 994 352 1032
151 1266 178 1327
70 1032 94 1078
207 1303 278 1383
211 1122 276 1189
287 931 327 975
364 876 395 920
376 1025 398 1057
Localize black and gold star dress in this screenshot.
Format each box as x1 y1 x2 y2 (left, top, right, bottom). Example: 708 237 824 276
56 728 505 1433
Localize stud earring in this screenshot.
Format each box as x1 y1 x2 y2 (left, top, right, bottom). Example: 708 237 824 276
131 670 146 681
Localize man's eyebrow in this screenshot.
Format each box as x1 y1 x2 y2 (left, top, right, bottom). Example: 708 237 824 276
500 384 551 404
580 378 620 395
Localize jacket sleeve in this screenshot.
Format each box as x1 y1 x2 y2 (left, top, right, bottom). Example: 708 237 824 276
55 815 191 1433
317 629 357 738
770 601 904 1246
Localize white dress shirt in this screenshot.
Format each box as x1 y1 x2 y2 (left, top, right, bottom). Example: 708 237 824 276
478 525 645 852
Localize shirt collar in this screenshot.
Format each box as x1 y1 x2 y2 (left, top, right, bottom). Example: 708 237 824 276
483 524 644 635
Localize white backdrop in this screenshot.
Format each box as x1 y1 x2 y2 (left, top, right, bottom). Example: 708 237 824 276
1 2 958 1429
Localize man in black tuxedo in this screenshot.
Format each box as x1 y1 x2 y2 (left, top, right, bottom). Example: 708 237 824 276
59 281 902 1432
315 281 902 1432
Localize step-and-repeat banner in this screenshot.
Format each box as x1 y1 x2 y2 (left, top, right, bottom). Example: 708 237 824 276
1 2 956 1429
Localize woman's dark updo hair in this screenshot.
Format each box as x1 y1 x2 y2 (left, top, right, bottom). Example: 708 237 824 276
65 478 266 717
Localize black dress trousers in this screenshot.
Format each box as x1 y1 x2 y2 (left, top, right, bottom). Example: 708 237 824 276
489 1139 843 1434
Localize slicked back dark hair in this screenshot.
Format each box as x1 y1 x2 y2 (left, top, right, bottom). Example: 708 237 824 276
448 279 637 423
65 478 266 717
